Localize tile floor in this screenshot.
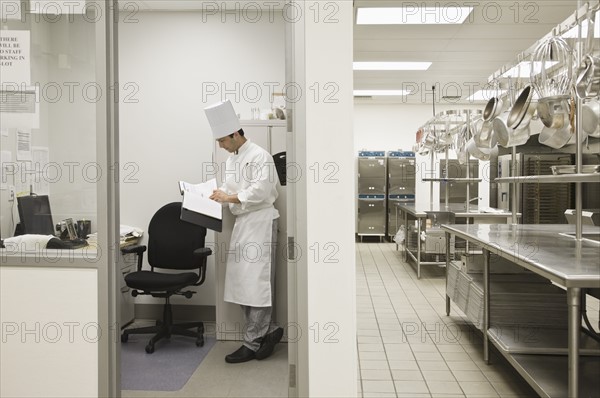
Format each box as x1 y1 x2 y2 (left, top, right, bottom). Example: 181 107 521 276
122 241 598 397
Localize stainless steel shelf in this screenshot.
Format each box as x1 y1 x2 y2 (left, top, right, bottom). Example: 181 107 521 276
496 174 600 184
423 178 482 183
487 327 600 356
487 347 600 398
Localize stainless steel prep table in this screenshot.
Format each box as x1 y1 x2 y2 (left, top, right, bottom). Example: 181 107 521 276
396 203 514 278
442 223 600 398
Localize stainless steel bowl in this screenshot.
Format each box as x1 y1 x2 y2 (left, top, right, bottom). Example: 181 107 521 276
537 95 571 129
538 125 573 149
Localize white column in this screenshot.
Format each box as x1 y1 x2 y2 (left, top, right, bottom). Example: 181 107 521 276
287 1 356 396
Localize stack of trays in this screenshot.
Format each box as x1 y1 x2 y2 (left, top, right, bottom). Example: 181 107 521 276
455 270 472 310
447 261 461 301
467 282 484 329
461 253 531 274
466 274 568 330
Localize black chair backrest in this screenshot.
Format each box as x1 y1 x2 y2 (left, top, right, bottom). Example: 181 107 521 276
272 151 286 186
147 202 207 270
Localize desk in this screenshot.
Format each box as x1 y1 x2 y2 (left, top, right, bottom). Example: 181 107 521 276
442 224 600 398
396 203 514 278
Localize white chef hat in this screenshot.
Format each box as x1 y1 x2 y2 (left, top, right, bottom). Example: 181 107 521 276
204 100 241 139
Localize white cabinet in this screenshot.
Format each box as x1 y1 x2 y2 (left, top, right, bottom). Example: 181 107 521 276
213 120 288 340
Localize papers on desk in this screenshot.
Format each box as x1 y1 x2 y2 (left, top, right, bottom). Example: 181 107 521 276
179 178 222 232
479 206 507 214
86 225 143 246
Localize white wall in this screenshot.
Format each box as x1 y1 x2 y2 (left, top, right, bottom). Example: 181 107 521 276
118 11 285 307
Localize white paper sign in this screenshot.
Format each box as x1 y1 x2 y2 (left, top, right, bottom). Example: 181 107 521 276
0 86 40 129
1 150 12 190
15 129 31 161
0 30 31 86
0 0 21 21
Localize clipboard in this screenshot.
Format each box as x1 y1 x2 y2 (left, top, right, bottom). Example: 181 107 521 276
180 206 222 232
179 179 223 232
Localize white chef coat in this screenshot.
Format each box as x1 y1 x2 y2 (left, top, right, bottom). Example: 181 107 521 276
220 140 280 307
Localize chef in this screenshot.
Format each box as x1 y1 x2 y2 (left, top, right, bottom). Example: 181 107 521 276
205 100 284 363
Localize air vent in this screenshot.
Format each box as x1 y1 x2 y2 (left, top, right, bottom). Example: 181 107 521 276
0 90 36 113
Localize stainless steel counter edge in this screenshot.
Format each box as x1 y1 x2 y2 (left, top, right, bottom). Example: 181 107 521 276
397 203 516 218
441 224 600 288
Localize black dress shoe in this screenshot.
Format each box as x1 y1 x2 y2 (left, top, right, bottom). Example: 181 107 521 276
255 327 284 360
225 345 256 363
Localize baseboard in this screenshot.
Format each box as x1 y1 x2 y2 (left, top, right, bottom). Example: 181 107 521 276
135 304 216 322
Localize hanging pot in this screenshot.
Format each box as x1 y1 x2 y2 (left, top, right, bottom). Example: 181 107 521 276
582 99 600 138
483 97 504 121
494 111 531 148
575 54 600 99
474 120 496 149
454 125 468 165
508 85 537 129
466 137 497 161
575 8 599 99
537 95 571 129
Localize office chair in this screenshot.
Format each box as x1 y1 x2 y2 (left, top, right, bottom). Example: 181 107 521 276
120 202 212 353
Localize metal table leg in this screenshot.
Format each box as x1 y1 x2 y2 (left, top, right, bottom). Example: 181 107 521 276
445 231 451 316
568 287 581 398
403 211 408 261
483 248 490 364
417 218 422 279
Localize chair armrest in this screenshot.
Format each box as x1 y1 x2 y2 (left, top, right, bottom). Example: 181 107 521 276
121 245 147 255
192 247 212 286
193 247 212 258
121 245 147 271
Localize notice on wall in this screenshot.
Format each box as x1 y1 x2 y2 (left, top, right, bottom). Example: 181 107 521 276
30 0 86 15
0 0 21 21
31 146 49 195
0 86 40 129
0 30 31 86
1 150 12 190
15 129 31 161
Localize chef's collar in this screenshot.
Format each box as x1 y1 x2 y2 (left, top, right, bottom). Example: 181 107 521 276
235 139 250 155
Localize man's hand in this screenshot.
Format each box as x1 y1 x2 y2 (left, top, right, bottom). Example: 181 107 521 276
210 189 240 204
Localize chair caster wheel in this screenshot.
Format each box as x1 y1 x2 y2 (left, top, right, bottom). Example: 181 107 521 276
145 343 155 354
121 334 128 343
196 338 204 347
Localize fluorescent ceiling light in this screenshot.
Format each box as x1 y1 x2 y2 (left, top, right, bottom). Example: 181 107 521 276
354 90 411 96
499 61 559 78
466 89 506 101
356 7 473 25
353 62 432 71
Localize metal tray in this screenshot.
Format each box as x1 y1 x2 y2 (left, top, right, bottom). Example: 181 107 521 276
550 164 600 175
